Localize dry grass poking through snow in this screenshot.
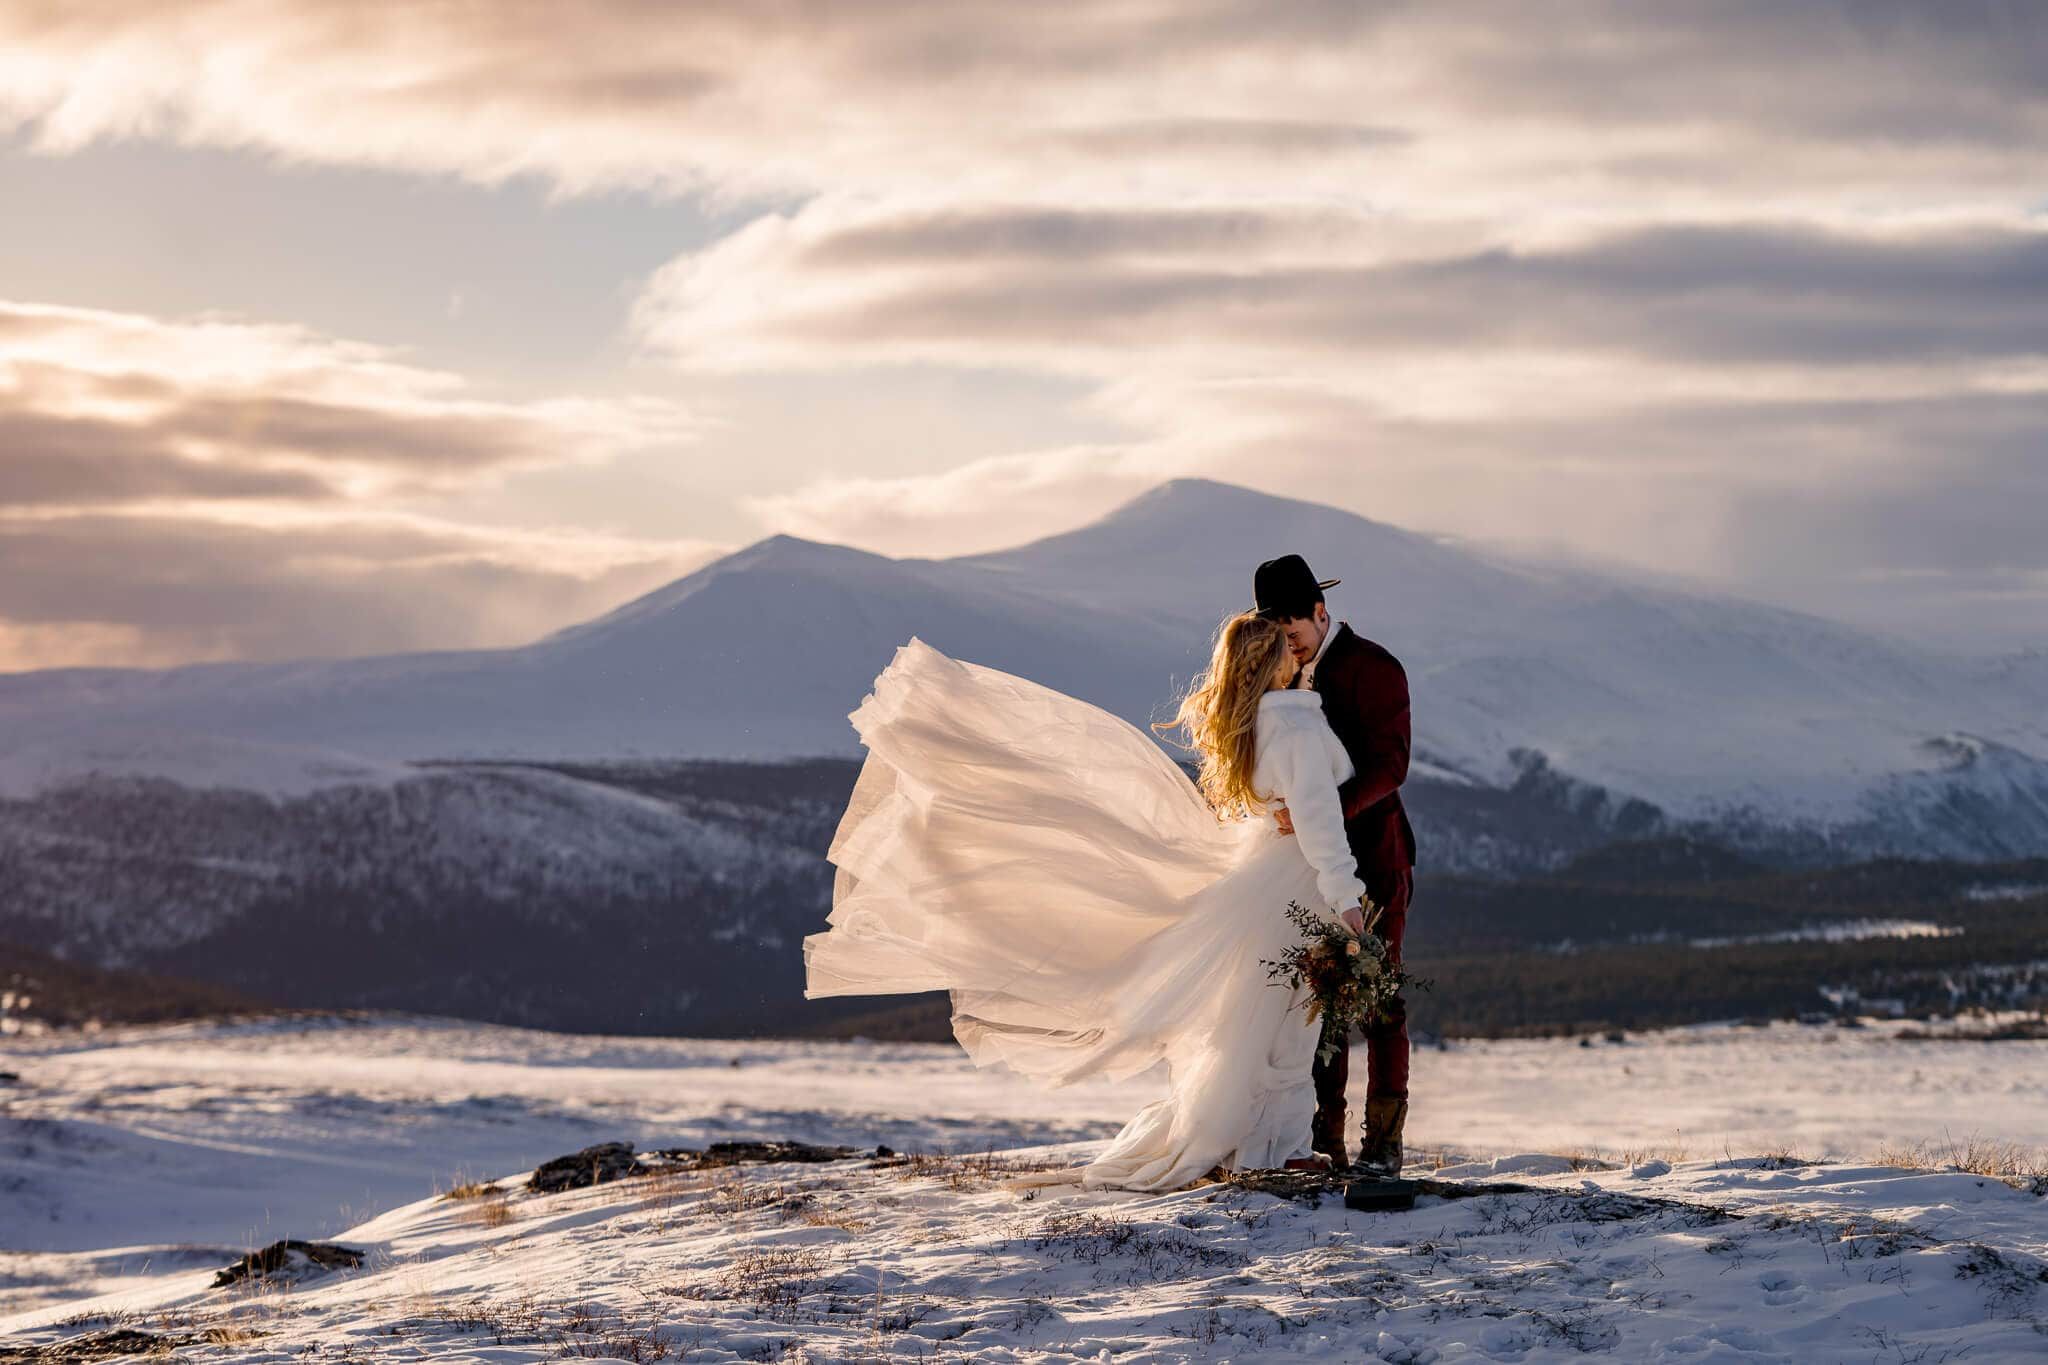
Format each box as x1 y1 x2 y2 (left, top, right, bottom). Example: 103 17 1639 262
877 1147 1072 1189
44 1291 289 1359
1872 1134 2048 1192
457 1192 517 1229
437 1176 504 1201
396 1289 681 1362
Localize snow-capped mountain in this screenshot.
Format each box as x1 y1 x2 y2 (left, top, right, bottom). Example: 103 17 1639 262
964 481 2047 831
4 478 2042 852
5 469 2047 1034
0 534 1188 778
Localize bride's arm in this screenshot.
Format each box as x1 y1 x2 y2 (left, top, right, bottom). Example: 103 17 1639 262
1269 719 1369 922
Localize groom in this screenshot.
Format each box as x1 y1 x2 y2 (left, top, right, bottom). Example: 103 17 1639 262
1254 554 1418 1176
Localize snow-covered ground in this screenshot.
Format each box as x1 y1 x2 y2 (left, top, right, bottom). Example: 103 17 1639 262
3 1012 2044 1360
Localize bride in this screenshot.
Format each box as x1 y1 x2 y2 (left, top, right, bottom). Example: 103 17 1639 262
802 610 1374 1191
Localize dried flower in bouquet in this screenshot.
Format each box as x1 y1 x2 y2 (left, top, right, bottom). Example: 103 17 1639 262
1260 898 1431 1066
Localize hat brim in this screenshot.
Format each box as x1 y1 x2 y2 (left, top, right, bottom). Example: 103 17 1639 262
1251 578 1341 616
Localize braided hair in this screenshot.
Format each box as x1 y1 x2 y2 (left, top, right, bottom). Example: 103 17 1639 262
1154 610 1290 818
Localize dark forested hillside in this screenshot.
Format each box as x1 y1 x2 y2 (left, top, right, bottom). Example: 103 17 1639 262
0 939 280 1029
807 855 2048 1042
7 749 2045 1040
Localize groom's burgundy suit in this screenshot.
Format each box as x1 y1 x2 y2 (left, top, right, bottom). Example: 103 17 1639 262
1299 622 1417 1159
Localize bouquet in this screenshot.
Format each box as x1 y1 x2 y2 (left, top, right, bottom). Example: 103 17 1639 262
1260 898 1429 1066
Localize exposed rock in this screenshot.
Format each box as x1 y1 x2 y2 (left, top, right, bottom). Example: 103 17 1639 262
0 1328 190 1362
212 1238 364 1287
523 1138 889 1195
528 1140 643 1193
1213 1167 1347 1202
1 1325 277 1361
641 1140 870 1170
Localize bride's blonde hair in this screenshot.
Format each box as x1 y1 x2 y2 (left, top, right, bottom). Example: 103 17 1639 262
1154 610 1289 818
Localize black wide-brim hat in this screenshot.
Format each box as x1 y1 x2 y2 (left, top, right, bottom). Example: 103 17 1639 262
1253 554 1340 617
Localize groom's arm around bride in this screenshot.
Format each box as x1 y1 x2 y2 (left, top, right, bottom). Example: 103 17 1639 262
1272 619 1415 894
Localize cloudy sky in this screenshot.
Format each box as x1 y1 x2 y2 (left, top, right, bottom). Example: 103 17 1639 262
2 1 2044 669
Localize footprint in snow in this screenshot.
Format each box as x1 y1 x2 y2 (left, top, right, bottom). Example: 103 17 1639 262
1756 1269 1807 1306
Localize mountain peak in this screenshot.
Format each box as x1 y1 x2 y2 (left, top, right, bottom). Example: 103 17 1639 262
729 532 891 571
958 476 1437 612
536 533 892 648
1102 477 1395 531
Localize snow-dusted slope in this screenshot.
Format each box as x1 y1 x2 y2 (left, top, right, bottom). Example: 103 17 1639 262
0 535 1189 776
2 478 2043 849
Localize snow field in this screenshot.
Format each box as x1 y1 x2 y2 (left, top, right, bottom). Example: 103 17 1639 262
3 1012 2044 1360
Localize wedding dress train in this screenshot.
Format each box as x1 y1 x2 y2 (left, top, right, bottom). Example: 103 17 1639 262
803 638 1367 1191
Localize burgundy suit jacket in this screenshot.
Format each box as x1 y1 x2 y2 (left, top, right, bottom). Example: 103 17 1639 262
1304 623 1417 900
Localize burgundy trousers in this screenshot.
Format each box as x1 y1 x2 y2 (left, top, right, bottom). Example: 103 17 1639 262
1310 866 1412 1154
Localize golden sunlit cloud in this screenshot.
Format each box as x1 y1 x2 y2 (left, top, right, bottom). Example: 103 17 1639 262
0 298 722 667
1 299 702 503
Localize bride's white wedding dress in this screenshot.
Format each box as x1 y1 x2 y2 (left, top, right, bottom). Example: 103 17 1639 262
803 638 1368 1191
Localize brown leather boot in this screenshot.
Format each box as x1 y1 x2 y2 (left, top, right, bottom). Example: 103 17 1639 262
1310 1032 1350 1166
1356 1095 1408 1177
1311 1105 1348 1167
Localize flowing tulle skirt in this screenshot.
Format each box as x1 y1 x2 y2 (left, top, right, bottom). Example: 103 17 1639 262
803 638 1329 1190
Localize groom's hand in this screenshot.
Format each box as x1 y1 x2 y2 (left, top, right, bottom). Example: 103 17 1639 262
1273 807 1294 835
1340 904 1366 936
